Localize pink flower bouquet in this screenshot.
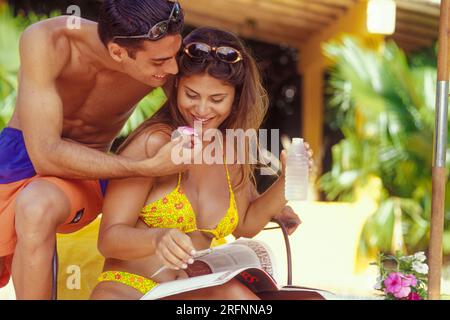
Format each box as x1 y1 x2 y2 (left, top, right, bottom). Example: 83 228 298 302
372 252 428 300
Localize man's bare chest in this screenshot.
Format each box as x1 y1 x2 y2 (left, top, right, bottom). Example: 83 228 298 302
58 69 151 117
55 70 153 147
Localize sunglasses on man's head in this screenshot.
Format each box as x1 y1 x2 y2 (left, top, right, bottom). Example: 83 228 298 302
112 1 183 42
183 42 243 64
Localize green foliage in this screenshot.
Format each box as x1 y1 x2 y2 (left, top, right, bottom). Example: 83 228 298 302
0 5 59 127
119 87 166 138
0 5 56 127
321 36 450 258
0 4 166 135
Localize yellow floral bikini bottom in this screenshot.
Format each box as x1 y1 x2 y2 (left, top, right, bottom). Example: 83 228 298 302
98 271 159 295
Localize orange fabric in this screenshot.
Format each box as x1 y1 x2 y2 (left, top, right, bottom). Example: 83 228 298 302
0 254 12 288
0 175 103 288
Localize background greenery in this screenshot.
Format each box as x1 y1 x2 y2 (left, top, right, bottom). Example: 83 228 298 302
320 36 450 260
0 5 57 128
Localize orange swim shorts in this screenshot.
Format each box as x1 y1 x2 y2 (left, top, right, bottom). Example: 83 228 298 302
0 127 107 288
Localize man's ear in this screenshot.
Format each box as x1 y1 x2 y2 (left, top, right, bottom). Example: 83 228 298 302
108 42 127 62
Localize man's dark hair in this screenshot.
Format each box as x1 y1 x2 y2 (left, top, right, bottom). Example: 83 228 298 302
98 0 183 58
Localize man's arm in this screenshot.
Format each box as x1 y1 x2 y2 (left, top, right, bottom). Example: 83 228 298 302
16 25 185 179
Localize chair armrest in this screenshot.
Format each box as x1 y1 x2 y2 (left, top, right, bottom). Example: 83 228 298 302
264 218 293 285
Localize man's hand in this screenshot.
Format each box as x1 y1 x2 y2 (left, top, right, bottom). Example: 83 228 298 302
273 205 302 235
140 134 202 177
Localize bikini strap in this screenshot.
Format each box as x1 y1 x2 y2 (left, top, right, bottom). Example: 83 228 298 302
177 172 182 189
224 157 233 192
218 138 233 192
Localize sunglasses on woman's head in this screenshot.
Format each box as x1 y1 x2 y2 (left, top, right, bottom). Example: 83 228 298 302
183 42 243 64
112 1 183 42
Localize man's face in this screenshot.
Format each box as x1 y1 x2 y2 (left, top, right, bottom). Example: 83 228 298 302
119 34 182 87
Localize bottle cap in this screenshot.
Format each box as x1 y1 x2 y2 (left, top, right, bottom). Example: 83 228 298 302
290 138 305 155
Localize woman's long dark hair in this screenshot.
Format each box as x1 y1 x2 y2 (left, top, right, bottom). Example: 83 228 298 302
119 27 269 191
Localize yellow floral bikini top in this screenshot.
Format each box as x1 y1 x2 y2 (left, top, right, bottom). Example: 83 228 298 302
140 163 238 240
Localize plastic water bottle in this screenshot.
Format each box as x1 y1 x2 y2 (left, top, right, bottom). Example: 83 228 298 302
285 138 309 201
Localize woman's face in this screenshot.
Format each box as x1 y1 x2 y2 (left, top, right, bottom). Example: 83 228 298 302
177 73 236 131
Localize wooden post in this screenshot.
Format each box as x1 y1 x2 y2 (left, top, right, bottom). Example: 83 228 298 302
428 0 450 300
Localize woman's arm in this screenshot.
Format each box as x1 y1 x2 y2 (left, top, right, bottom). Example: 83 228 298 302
233 144 313 238
97 131 195 268
233 173 287 239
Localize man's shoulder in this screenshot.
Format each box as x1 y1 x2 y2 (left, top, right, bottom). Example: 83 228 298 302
22 16 68 39
20 17 71 60
20 16 97 59
23 15 95 34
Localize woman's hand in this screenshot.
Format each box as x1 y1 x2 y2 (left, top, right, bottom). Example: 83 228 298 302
154 229 196 270
280 141 314 177
304 141 314 172
274 205 302 235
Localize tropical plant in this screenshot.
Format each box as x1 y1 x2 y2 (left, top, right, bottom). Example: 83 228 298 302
320 36 450 261
119 87 166 137
0 4 57 128
0 4 165 135
372 251 428 300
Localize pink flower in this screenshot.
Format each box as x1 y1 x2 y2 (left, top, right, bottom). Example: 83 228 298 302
393 285 411 299
402 274 417 287
384 272 402 294
384 272 413 299
407 292 422 300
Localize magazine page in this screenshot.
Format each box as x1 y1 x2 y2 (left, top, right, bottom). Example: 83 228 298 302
140 269 241 300
233 268 279 293
192 239 277 277
141 239 281 300
150 239 277 279
229 239 277 278
140 267 279 300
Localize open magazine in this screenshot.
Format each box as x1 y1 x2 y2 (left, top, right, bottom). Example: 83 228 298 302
141 239 333 300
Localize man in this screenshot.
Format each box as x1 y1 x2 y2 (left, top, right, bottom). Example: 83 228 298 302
0 0 190 299
0 0 301 299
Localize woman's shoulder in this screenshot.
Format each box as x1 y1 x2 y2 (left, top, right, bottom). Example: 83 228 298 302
118 124 174 159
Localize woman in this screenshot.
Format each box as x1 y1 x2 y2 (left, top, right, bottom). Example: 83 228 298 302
90 27 311 300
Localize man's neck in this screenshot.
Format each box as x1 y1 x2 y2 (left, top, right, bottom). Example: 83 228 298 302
91 46 124 73
75 20 125 74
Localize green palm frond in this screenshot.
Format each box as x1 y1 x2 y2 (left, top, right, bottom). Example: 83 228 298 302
0 5 59 127
119 87 167 137
321 35 449 258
